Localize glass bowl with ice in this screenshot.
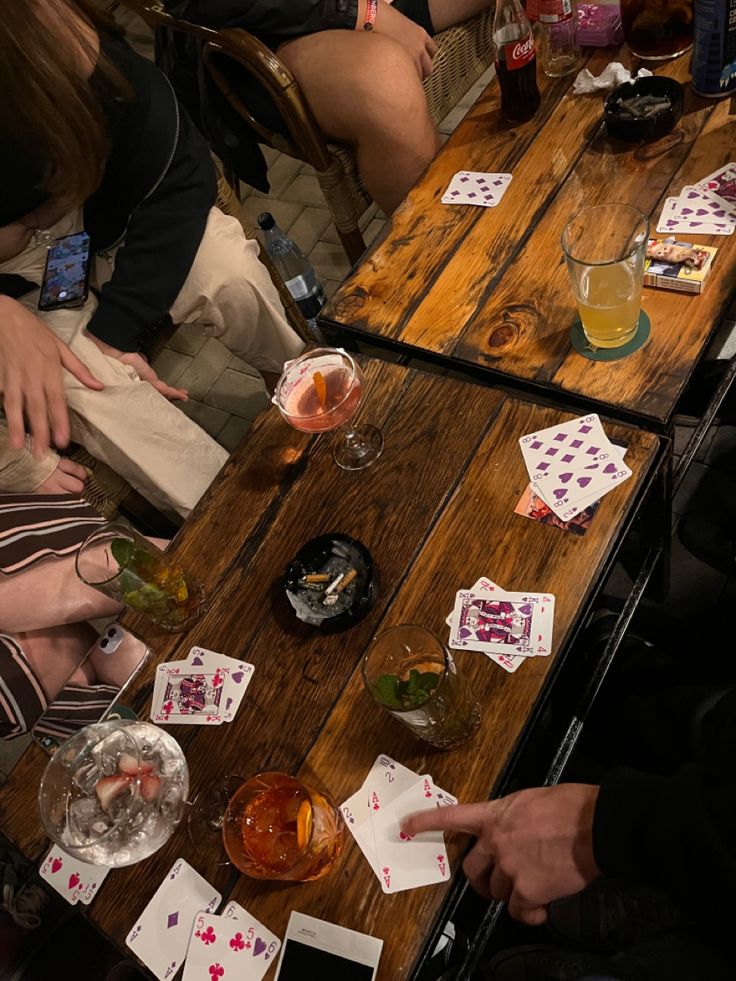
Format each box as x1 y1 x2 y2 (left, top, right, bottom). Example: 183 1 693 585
38 719 189 867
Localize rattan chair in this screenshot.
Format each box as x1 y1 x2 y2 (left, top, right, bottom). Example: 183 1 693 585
117 1 495 264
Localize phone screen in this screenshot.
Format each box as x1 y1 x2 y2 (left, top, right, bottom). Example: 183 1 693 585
39 231 91 310
276 939 376 981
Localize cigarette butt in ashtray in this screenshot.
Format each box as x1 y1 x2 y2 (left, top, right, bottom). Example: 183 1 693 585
323 567 359 606
302 573 331 584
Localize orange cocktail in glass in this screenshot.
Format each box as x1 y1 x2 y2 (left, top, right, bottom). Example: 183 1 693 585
222 772 345 882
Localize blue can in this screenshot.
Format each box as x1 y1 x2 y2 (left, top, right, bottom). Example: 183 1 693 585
692 0 736 97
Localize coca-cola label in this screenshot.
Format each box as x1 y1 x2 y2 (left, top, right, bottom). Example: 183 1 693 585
538 0 572 22
503 33 536 69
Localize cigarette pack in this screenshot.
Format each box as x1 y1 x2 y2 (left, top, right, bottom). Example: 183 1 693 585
643 238 718 295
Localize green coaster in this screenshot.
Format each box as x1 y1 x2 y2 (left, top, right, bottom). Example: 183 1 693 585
570 311 651 362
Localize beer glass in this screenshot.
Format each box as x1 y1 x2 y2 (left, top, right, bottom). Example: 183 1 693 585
561 204 649 350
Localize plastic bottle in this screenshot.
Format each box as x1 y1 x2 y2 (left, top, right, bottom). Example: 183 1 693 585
539 0 581 76
257 212 327 341
493 0 542 123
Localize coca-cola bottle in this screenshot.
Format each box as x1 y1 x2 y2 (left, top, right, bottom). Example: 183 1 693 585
493 0 542 123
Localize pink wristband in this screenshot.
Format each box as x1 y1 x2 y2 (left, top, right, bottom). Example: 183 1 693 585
363 0 378 30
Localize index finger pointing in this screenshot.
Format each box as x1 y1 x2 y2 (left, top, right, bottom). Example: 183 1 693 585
401 801 491 838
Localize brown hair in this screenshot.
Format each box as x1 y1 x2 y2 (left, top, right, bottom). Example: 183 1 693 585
0 0 127 209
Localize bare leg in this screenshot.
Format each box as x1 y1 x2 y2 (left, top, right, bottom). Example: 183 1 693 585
278 32 439 215
428 0 495 31
0 536 168 634
18 624 99 702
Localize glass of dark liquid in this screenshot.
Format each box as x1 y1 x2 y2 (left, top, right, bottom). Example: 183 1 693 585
621 0 693 60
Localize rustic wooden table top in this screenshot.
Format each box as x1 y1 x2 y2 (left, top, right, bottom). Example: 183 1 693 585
324 49 736 431
0 363 660 980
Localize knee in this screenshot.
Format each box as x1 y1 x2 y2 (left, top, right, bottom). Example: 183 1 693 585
345 39 432 135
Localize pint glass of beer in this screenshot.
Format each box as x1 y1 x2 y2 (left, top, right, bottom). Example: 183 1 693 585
561 204 649 350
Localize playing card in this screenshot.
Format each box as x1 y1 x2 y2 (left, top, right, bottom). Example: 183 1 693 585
656 197 734 236
697 163 736 212
186 647 254 722
449 590 555 657
152 666 230 725
441 171 512 207
531 451 631 521
39 846 110 906
674 185 736 222
183 909 280 981
126 858 221 981
372 780 451 894
445 579 527 673
518 414 613 482
341 758 457 882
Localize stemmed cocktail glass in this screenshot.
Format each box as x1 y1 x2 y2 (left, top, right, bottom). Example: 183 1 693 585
274 348 383 471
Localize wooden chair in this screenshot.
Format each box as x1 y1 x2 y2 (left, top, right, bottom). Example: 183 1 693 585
117 1 496 264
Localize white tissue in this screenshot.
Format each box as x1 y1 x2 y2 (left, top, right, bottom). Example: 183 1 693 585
572 62 653 95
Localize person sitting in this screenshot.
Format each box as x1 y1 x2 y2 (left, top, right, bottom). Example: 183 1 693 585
0 493 151 741
0 0 304 519
164 0 495 215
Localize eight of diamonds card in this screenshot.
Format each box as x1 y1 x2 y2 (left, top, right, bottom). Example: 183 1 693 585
442 171 512 207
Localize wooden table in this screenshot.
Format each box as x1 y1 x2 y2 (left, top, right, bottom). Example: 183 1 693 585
323 48 736 434
0 363 662 980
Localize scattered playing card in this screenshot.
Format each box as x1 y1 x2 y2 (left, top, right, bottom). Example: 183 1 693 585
274 912 382 980
340 756 457 891
445 578 527 672
696 163 736 213
183 908 280 981
372 780 451 894
126 858 221 981
39 845 110 906
448 589 555 657
442 171 512 207
151 650 254 725
657 197 734 236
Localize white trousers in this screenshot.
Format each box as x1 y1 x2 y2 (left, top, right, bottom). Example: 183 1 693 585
0 208 304 518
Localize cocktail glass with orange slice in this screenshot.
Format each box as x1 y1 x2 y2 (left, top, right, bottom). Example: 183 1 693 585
221 772 345 881
274 347 384 471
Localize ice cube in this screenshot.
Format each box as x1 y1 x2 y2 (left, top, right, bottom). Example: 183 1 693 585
67 797 111 842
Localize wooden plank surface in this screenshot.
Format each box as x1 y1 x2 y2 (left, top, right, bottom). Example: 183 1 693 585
326 50 736 428
0 364 659 981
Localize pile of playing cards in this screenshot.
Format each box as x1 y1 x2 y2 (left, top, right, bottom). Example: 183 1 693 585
446 577 554 674
39 844 110 906
151 647 254 725
519 413 631 523
126 858 281 981
340 755 457 894
442 170 512 207
657 163 736 235
182 903 280 981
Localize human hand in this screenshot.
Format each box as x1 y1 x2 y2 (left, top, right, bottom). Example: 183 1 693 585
373 1 437 80
35 457 89 495
0 296 104 457
87 335 188 401
401 784 601 925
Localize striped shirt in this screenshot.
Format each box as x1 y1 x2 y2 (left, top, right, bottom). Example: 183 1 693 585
0 494 105 575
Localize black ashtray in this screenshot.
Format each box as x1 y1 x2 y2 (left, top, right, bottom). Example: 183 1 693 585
284 533 376 631
604 76 683 143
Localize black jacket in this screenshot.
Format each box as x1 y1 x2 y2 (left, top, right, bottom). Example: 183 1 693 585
0 32 216 352
159 1 357 192
593 688 736 935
